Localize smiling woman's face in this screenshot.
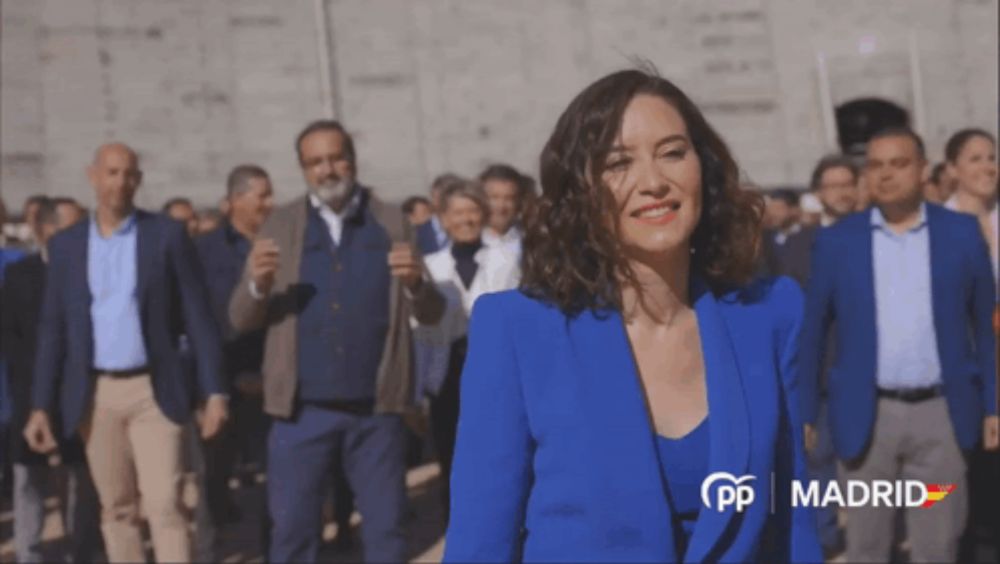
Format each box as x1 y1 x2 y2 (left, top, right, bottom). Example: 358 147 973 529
442 194 485 244
602 94 703 260
949 134 997 200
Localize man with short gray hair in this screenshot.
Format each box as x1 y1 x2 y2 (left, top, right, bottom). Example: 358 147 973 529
194 164 274 532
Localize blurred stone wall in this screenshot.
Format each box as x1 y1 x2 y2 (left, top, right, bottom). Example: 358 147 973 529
2 0 996 210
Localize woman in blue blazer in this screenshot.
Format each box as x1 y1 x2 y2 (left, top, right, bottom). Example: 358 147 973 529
443 69 821 563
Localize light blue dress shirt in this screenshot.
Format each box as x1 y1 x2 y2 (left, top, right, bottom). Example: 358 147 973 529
88 215 148 370
871 204 942 389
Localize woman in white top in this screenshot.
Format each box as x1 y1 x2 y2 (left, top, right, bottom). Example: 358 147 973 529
413 178 520 520
944 128 998 281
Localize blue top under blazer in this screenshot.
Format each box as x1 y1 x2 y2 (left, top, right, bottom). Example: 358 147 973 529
444 277 822 563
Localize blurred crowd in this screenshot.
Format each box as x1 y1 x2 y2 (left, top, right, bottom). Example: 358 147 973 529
0 119 996 564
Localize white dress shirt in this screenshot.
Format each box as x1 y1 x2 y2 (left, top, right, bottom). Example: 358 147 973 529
309 190 361 246
482 225 523 257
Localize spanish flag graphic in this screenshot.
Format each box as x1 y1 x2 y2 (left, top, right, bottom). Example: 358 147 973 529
921 484 956 508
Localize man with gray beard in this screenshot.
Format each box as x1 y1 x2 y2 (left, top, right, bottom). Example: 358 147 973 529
229 120 445 562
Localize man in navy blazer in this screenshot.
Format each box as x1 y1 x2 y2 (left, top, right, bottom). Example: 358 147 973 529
800 128 998 563
415 173 460 255
23 143 229 563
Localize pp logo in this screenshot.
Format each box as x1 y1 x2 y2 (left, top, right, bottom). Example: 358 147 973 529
701 472 756 512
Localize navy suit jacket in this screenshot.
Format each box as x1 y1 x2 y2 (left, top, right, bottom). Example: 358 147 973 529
444 278 821 563
416 220 443 255
195 222 264 381
33 211 225 437
800 204 997 460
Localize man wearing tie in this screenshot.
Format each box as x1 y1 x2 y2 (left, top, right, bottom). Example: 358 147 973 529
801 128 998 562
23 143 229 563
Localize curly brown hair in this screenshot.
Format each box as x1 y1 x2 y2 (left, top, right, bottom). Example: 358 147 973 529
520 69 764 315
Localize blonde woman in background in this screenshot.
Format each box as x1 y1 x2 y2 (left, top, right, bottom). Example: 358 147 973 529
412 179 520 523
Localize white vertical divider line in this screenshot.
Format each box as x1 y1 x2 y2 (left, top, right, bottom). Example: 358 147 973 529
816 51 838 151
314 0 335 118
909 31 926 136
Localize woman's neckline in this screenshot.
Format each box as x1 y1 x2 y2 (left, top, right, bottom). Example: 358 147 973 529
656 415 709 442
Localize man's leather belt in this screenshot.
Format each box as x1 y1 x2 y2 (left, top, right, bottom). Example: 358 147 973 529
93 366 149 379
876 385 943 403
307 399 375 416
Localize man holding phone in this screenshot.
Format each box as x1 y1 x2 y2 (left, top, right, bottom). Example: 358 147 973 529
229 120 444 563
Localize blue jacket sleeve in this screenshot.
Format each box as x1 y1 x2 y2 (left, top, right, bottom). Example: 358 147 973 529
31 243 65 412
415 221 440 255
169 223 226 397
773 279 823 563
443 293 534 562
799 230 836 425
965 219 997 415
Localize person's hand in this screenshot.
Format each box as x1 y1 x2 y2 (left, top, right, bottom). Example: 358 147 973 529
248 238 280 296
388 242 424 291
23 410 58 454
984 415 999 451
803 423 818 453
200 395 230 440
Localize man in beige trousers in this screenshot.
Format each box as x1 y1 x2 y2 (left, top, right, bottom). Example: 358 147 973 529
24 142 229 562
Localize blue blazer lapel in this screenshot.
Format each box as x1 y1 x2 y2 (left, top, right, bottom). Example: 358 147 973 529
856 215 877 371
567 308 677 559
924 205 948 355
71 220 94 369
136 211 158 305
685 283 751 563
71 220 93 305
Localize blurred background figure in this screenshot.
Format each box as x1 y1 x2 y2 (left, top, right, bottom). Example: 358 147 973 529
163 197 200 237
765 156 861 288
194 164 275 557
761 187 800 233
0 197 27 500
760 188 803 279
2 197 101 563
813 155 860 227
923 162 955 204
799 192 823 227
0 198 27 273
412 180 520 523
196 208 224 235
943 128 998 278
402 196 433 227
416 173 463 255
21 196 49 251
0 199 8 247
478 164 533 257
52 198 87 227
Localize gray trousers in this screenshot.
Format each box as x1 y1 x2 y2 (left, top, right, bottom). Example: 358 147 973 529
841 396 967 563
13 462 101 563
